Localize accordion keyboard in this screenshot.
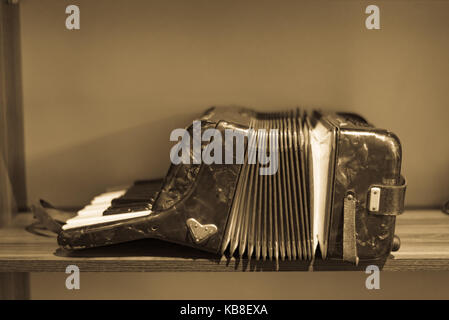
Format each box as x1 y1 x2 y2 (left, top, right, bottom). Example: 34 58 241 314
62 180 162 230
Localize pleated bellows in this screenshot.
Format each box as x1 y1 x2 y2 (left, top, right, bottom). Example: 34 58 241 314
220 111 312 262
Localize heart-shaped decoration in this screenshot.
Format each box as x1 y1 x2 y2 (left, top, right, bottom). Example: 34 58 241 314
186 218 218 244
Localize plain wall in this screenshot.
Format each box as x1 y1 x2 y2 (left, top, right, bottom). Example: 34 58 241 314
19 0 449 300
21 0 449 209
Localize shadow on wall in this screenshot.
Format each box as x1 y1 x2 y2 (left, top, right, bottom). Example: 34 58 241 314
26 111 199 208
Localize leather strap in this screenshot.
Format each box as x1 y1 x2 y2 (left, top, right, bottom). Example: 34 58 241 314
343 176 406 264
27 199 75 236
368 176 407 216
343 192 359 265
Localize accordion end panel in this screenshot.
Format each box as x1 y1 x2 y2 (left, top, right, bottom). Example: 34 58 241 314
327 125 406 265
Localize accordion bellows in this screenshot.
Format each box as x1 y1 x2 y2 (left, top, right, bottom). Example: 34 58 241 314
58 107 406 265
221 111 312 262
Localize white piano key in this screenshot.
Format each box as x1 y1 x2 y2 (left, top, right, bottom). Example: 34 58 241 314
90 190 126 204
62 210 151 230
76 209 108 217
66 211 103 223
77 204 110 216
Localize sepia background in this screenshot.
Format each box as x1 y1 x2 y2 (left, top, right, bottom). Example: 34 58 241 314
22 0 449 209
14 0 449 298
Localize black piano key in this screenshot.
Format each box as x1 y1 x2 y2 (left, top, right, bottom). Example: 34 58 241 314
102 203 152 215
103 179 163 215
110 180 163 205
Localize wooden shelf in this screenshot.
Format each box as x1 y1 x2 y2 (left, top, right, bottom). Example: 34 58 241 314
0 210 448 272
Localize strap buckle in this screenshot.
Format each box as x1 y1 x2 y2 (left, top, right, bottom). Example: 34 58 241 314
368 176 407 216
342 176 407 265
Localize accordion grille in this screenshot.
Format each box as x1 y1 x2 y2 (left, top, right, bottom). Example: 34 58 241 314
220 111 312 262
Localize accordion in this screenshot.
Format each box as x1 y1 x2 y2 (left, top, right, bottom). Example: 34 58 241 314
57 107 406 265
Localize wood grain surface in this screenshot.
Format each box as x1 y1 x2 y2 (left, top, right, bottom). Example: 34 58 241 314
0 210 448 272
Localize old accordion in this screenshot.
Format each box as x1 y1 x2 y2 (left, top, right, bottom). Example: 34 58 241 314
58 107 406 265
